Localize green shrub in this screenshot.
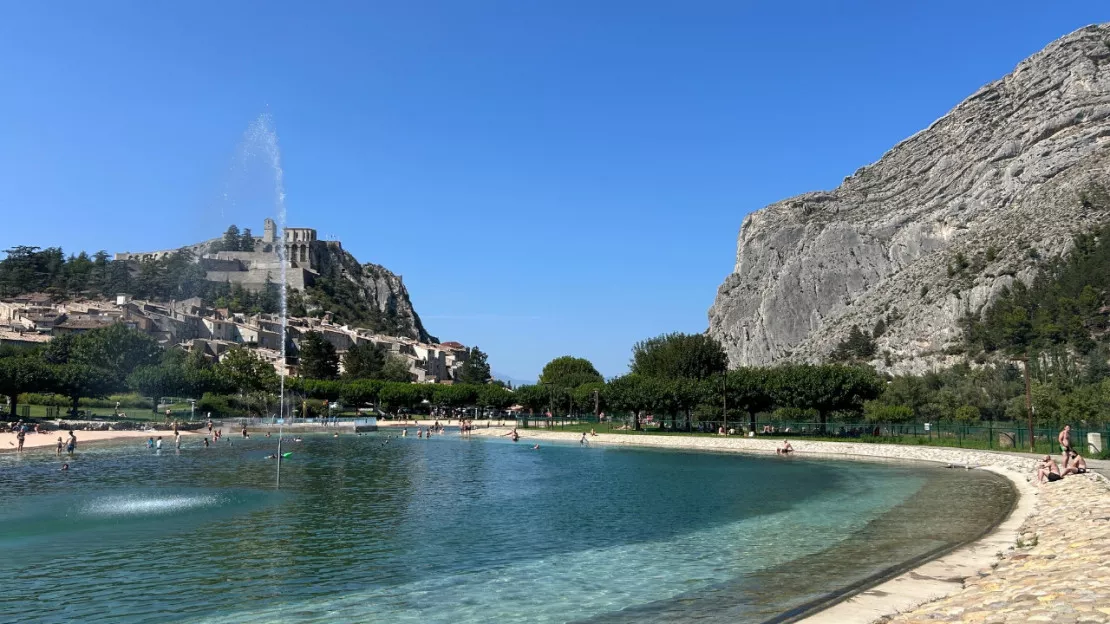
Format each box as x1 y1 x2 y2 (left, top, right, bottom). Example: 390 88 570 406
197 393 249 418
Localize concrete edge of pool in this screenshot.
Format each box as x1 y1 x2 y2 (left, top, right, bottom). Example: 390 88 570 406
465 426 1107 624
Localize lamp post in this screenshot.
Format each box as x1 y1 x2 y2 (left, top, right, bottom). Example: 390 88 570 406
189 399 196 421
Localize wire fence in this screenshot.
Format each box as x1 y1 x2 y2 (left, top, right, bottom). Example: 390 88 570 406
511 412 1108 455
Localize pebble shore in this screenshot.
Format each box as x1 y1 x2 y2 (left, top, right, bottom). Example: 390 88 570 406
882 474 1110 624
470 427 1109 624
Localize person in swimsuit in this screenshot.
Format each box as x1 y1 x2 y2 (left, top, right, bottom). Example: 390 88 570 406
16 428 25 452
1036 455 1063 484
1061 450 1088 476
502 428 519 442
580 432 589 445
65 431 77 455
57 437 64 455
1058 425 1072 468
777 440 794 455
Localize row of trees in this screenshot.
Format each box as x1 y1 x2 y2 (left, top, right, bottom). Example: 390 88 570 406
0 324 290 417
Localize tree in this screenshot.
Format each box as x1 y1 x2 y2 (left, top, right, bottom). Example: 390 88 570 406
0 356 53 418
724 367 774 433
128 356 191 415
513 384 552 414
240 228 255 252
67 324 162 387
379 355 413 382
457 346 492 384
298 331 339 380
630 332 727 381
953 405 981 424
51 364 116 416
479 384 514 411
539 356 603 389
218 347 278 397
768 364 884 432
343 342 387 379
832 326 877 362
606 374 658 430
572 381 606 416
863 401 914 423
379 382 423 413
220 225 242 253
340 379 382 410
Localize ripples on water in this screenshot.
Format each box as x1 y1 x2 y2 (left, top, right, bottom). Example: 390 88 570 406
0 433 1013 623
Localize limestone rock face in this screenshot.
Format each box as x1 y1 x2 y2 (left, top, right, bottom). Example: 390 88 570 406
314 243 435 343
708 24 1110 374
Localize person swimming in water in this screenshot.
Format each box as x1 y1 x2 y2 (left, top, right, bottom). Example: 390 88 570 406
502 428 520 442
532 444 540 450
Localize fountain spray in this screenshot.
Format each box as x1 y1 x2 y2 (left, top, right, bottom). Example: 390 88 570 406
246 114 288 488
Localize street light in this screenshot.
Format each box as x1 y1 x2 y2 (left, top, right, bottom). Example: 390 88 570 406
189 399 196 421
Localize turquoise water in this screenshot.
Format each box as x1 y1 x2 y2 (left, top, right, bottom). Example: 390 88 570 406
0 432 1013 623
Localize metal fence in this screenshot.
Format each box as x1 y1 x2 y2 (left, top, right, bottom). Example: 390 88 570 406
512 412 1108 455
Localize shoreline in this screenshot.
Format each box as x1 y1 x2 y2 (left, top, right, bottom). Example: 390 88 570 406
0 428 201 453
469 426 1104 624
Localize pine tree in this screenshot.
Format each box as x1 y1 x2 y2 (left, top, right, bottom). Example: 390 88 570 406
298 331 339 380
240 228 255 252
220 225 241 253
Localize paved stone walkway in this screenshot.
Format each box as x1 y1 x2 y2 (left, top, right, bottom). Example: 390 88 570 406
883 474 1110 624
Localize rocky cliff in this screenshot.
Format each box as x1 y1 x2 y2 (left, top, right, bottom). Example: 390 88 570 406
312 243 435 343
708 24 1110 374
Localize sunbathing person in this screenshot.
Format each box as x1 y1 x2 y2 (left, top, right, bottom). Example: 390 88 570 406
1035 455 1063 484
1061 450 1088 476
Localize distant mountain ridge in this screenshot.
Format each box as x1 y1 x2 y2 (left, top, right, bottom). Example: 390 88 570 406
708 24 1110 373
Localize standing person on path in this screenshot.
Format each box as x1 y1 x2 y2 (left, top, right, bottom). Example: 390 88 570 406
1058 425 1072 467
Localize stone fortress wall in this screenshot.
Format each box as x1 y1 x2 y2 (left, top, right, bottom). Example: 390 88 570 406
115 219 342 293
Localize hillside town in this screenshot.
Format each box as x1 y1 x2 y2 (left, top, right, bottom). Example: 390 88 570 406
0 291 470 383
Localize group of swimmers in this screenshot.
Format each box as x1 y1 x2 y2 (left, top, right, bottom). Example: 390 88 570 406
1036 424 1091 484
401 421 453 439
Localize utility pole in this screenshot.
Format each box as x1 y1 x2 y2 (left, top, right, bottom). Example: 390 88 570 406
722 375 728 435
1012 353 1035 453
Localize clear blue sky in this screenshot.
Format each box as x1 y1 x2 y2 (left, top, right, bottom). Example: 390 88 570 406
1 2 1106 381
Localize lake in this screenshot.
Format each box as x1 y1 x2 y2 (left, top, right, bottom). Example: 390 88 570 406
0 431 1015 623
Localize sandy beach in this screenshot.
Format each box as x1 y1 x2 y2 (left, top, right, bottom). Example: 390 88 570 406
0 428 199 452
